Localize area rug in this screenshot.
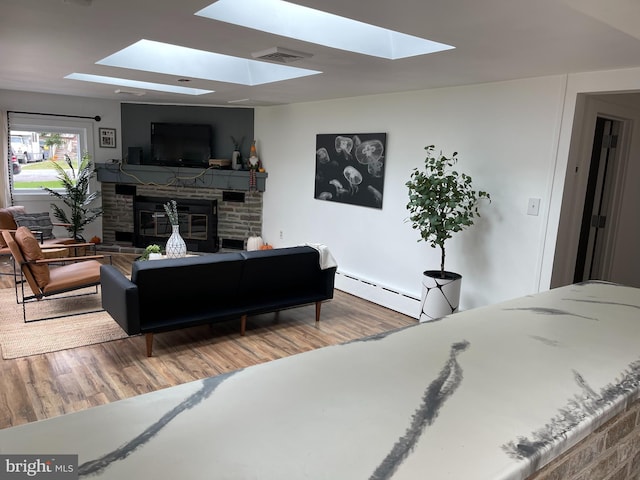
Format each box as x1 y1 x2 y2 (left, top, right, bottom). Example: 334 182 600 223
0 286 129 359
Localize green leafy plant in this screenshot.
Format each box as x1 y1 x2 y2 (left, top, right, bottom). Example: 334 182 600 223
139 244 161 261
406 145 490 279
42 152 103 241
163 200 179 226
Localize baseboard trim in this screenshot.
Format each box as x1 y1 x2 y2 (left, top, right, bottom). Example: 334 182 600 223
334 270 420 319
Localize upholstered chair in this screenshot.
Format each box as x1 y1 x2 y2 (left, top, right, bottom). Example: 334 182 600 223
1 227 107 322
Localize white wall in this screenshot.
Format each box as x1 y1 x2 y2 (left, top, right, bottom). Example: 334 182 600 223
5 65 640 316
256 75 567 315
1 90 121 240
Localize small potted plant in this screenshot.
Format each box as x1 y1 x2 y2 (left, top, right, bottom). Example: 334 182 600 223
406 144 490 321
140 244 162 261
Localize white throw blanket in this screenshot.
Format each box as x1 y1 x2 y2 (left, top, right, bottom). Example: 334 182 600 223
305 243 338 270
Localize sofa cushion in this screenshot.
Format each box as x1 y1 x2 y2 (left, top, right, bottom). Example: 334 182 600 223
14 226 50 288
240 247 325 301
13 212 54 240
45 260 101 294
131 253 246 325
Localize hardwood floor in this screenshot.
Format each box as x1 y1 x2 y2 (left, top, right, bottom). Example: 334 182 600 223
0 253 416 430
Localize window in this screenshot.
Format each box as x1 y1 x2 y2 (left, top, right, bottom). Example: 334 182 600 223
8 115 93 193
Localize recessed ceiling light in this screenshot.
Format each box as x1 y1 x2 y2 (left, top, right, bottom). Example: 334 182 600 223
196 0 455 59
114 88 146 96
96 39 322 86
62 0 92 6
65 73 214 95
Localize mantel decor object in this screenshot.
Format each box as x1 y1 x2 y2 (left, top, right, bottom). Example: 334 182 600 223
248 140 259 168
163 200 187 258
231 135 244 171
248 140 259 191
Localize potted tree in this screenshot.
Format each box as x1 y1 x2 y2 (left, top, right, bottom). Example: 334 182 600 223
406 145 490 322
43 152 103 241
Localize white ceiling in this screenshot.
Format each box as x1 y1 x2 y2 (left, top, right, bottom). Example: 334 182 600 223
3 0 640 107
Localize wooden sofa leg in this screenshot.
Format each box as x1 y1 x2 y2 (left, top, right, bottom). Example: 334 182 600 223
240 315 247 336
315 301 322 323
145 333 153 357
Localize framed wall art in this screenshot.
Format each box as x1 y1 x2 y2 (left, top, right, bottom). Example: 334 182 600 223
99 128 116 148
314 132 386 209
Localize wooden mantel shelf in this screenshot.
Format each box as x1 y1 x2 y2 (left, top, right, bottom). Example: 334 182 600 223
95 163 267 192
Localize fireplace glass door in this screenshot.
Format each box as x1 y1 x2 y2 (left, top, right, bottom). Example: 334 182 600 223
138 211 208 240
134 196 218 252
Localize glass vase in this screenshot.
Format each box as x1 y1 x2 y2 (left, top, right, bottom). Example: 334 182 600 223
166 224 187 258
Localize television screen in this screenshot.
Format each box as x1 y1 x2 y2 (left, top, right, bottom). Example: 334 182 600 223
150 123 212 168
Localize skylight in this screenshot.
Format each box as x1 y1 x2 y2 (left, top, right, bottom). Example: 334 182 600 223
95 39 321 86
65 73 214 95
195 0 455 59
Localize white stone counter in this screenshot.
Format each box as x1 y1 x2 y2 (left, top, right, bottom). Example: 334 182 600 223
1 281 639 479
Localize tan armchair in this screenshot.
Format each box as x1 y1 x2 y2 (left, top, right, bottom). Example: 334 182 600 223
1 227 109 322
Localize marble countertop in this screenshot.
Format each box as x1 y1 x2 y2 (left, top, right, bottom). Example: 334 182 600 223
1 281 639 479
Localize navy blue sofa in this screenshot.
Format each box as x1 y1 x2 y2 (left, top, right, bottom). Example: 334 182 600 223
100 246 337 356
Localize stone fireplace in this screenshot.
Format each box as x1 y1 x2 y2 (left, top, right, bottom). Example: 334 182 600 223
96 164 266 251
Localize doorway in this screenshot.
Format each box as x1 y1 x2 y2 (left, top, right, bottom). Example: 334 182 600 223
573 116 622 283
550 93 639 289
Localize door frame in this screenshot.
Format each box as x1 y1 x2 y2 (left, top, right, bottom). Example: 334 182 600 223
550 95 634 287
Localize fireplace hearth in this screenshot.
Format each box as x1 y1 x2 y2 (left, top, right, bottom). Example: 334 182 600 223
134 196 218 253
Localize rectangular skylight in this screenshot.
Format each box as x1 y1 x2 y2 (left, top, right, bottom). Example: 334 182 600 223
65 73 214 95
95 39 321 86
195 0 455 59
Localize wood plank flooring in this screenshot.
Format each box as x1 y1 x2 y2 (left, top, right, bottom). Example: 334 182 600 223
0 254 416 430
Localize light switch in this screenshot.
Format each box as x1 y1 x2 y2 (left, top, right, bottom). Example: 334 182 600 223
528 198 541 216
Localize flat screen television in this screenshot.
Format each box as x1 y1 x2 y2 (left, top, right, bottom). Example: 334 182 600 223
150 122 212 168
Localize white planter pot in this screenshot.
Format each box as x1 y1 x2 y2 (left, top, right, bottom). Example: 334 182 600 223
419 270 462 322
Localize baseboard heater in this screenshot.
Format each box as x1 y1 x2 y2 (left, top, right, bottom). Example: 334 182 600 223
334 270 420 319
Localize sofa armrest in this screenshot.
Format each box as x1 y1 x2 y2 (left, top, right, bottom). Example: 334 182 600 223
100 264 141 335
320 266 337 299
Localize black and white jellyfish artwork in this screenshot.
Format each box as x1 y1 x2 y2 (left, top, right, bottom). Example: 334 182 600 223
314 133 387 209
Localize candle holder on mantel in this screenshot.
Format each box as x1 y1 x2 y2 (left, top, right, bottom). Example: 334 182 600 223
230 135 244 171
